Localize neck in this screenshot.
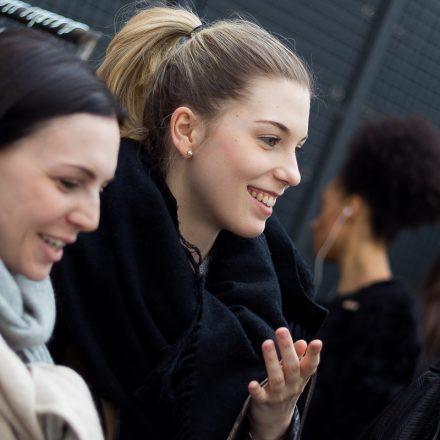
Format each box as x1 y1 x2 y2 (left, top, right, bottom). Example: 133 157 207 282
166 166 219 260
177 211 219 260
337 239 392 295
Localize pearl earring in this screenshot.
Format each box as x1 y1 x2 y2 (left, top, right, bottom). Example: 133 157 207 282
186 150 193 158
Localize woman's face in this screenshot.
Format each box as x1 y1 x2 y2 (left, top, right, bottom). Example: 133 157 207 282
181 76 310 238
0 113 120 280
310 180 348 260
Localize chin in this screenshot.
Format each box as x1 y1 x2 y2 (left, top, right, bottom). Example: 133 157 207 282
231 220 267 238
21 265 52 281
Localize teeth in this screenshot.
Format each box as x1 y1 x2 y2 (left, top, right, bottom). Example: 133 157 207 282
39 234 66 249
249 190 277 208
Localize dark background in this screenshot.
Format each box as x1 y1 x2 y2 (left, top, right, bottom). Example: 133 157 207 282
3 0 439 299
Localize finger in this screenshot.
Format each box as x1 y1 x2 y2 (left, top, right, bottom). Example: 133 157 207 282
261 339 285 392
248 380 267 403
293 339 307 358
300 339 323 378
275 329 300 382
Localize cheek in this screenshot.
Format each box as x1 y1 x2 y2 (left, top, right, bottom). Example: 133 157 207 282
22 185 67 229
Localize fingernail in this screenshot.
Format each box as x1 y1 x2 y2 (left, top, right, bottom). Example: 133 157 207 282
263 340 274 351
277 328 289 338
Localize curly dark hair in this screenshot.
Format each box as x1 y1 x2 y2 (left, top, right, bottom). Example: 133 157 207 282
339 115 440 241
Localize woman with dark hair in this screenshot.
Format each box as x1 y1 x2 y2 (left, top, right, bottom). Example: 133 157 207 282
49 5 326 440
302 115 440 440
0 28 123 439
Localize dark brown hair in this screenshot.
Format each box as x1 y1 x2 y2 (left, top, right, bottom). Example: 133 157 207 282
0 28 124 149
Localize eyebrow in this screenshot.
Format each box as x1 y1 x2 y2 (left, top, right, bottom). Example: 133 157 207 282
61 164 96 180
254 120 308 143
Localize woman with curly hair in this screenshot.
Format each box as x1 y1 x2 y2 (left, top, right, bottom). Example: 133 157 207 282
302 115 440 440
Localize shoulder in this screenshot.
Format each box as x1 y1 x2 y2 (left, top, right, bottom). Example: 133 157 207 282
100 138 179 229
108 138 160 199
359 279 416 311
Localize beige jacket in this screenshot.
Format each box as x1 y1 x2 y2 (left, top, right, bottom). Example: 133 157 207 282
0 334 104 440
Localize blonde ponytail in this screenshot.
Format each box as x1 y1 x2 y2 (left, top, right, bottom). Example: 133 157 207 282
98 7 201 141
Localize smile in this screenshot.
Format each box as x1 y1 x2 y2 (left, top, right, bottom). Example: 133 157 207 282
38 233 67 249
247 188 277 208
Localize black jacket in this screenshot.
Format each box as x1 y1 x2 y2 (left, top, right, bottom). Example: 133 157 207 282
301 279 421 440
359 358 440 440
50 138 326 440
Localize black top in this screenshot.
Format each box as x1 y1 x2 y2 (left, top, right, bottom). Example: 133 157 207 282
50 138 326 440
301 279 421 440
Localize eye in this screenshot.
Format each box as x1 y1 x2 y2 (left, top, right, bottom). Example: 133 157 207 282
296 141 307 154
260 136 281 148
58 178 79 190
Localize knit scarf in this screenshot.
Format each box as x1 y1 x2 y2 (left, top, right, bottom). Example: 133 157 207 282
0 260 55 363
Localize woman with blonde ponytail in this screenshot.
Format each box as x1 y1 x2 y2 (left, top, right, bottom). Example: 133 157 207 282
51 5 326 439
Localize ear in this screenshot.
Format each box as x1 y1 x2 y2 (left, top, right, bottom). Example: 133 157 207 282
345 195 366 220
169 106 201 158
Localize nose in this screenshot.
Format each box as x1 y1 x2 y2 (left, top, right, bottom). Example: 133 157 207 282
67 194 100 233
273 151 301 188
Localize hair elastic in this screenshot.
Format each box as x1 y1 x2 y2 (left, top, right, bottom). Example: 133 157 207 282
189 24 205 37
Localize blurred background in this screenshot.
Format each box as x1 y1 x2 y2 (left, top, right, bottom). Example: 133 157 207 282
2 0 438 299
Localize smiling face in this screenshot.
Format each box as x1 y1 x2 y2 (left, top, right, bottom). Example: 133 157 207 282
0 113 120 280
169 76 310 246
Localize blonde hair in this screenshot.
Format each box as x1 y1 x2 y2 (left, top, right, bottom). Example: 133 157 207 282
99 5 313 172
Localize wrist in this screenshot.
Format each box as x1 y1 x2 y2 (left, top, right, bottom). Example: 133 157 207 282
248 430 288 440
248 417 292 440
248 407 294 440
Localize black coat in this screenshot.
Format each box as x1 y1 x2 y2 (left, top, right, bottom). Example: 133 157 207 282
50 139 326 440
301 279 421 440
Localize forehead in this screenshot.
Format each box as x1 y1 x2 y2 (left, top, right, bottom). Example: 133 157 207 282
2 114 118 178
221 76 311 132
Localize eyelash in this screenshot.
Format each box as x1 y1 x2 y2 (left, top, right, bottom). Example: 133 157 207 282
260 136 281 148
59 179 80 190
58 178 109 195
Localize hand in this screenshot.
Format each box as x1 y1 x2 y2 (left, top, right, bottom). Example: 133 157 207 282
247 327 322 440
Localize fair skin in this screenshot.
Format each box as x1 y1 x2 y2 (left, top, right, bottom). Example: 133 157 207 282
167 76 309 258
310 180 392 295
0 113 120 280
167 76 322 439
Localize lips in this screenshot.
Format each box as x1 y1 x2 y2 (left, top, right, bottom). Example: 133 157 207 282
38 233 72 249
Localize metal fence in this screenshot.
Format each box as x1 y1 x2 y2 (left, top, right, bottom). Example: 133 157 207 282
3 0 438 298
